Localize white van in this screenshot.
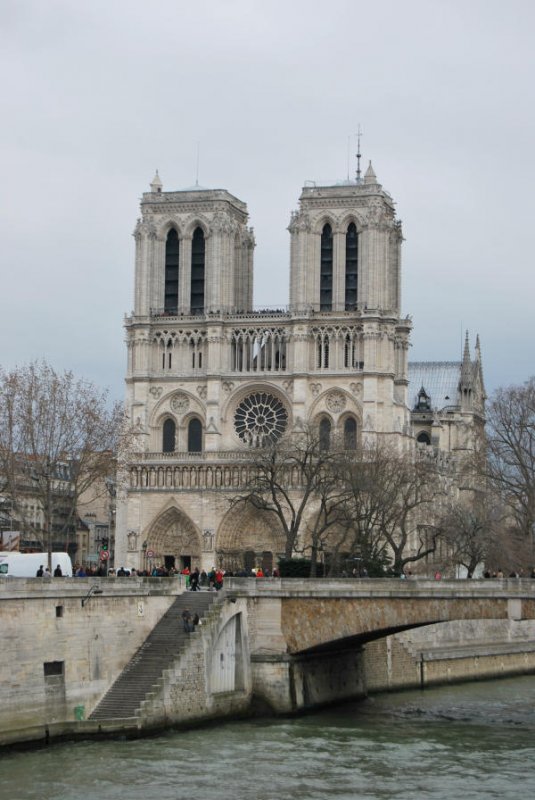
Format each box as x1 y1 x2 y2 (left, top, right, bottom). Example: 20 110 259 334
0 552 73 578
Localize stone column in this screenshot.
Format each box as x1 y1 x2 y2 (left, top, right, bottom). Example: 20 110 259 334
180 236 192 314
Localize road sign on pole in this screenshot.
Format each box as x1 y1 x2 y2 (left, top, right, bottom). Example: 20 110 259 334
99 550 109 561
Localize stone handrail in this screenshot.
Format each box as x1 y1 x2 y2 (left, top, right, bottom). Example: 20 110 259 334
128 460 306 491
136 450 253 462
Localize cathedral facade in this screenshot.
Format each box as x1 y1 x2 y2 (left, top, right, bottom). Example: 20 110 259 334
115 164 485 573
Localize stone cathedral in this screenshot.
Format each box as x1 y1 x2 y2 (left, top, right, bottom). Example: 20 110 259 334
115 163 485 573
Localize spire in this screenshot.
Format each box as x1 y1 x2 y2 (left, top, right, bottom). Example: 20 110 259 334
356 125 362 184
150 170 162 193
462 330 470 363
364 161 377 185
461 331 471 376
460 331 473 398
474 333 486 400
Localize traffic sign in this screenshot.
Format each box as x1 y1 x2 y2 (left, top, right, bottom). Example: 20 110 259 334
99 550 110 561
146 549 155 558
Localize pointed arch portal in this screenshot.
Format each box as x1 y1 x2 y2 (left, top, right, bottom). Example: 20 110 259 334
217 503 286 574
145 506 202 571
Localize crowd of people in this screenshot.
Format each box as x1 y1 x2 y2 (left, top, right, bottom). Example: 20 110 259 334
35 562 281 580
35 564 64 577
36 561 535 581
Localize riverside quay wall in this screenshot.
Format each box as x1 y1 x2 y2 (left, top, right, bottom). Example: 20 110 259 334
2 577 535 747
0 577 180 746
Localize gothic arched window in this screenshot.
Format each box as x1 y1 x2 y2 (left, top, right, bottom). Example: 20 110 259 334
345 222 358 310
320 224 333 311
187 418 203 452
162 418 176 453
417 431 431 445
319 417 331 451
191 227 205 314
165 229 180 313
344 417 357 450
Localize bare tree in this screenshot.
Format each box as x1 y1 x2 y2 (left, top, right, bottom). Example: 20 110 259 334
340 443 445 576
486 378 535 539
438 491 503 577
0 361 127 567
330 446 393 575
230 426 345 565
302 463 350 576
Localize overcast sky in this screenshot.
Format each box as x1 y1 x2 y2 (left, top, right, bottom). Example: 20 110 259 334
1 0 534 402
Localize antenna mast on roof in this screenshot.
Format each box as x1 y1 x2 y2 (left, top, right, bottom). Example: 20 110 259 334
356 124 363 183
195 141 200 187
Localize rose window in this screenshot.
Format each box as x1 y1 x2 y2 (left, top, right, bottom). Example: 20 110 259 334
234 392 288 447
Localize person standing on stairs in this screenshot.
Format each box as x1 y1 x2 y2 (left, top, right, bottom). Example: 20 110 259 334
182 608 194 633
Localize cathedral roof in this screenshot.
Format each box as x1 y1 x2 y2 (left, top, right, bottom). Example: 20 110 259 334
408 362 461 410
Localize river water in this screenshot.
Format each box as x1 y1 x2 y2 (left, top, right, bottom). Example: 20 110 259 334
2 676 534 800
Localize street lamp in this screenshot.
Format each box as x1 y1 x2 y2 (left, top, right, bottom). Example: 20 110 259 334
81 584 103 608
142 540 147 571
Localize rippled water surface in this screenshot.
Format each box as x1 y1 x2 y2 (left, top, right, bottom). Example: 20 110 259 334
2 677 535 800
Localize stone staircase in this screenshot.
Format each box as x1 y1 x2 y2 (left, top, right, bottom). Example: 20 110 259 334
89 591 217 722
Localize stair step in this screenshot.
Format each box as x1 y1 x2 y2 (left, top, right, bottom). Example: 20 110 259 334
88 593 218 721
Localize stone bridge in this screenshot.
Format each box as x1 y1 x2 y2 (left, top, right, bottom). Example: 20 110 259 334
3 576 535 746
223 577 535 713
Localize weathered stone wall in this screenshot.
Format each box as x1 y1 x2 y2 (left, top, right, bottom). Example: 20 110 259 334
4 578 535 747
0 578 178 745
138 597 253 728
364 637 420 692
364 619 535 693
291 649 367 710
280 596 520 653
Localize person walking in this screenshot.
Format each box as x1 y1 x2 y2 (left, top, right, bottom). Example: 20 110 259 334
181 608 194 633
190 568 200 591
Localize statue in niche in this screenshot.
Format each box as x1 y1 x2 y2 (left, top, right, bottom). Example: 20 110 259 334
203 529 214 552
127 530 138 551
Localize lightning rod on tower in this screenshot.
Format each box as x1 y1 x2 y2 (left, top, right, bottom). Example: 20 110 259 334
356 124 363 183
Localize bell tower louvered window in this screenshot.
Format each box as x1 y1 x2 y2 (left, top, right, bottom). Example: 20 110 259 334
191 227 205 314
320 224 333 311
165 229 180 313
345 223 358 310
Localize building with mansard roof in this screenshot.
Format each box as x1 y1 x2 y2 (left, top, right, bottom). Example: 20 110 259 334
114 163 485 574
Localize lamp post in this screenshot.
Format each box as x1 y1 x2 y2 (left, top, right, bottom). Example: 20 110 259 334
142 540 147 573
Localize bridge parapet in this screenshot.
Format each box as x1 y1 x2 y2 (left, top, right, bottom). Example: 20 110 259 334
224 577 535 601
223 577 535 657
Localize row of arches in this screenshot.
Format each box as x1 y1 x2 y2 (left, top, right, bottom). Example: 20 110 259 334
314 328 364 371
159 414 358 454
139 503 287 576
230 329 287 372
